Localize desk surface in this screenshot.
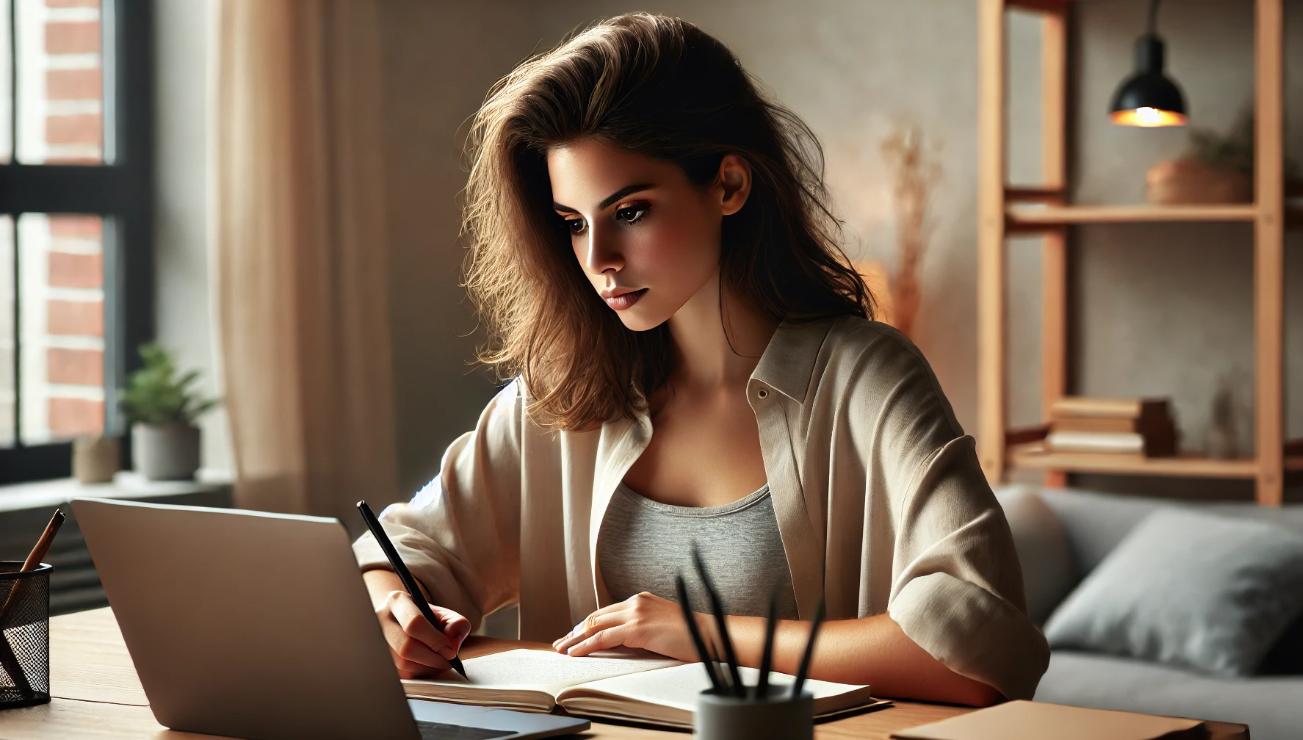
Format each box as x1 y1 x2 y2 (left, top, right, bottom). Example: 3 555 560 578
0 608 1249 739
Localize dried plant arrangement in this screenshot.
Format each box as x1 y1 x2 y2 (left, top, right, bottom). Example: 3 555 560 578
1148 108 1301 204
879 124 942 339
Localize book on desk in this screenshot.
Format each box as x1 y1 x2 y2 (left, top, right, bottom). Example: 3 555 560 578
402 648 888 729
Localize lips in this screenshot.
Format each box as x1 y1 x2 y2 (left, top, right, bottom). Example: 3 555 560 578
604 288 647 310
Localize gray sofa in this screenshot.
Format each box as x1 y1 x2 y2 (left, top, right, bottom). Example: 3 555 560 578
995 485 1303 740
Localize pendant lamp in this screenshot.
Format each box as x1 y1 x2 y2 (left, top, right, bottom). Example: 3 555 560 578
1110 0 1187 127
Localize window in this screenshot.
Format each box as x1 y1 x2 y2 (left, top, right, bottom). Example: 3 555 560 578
0 0 152 484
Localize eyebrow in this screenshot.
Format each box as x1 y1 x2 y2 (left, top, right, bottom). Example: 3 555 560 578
552 183 654 214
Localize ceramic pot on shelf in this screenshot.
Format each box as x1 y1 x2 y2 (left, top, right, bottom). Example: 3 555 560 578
132 422 201 481
1146 158 1251 205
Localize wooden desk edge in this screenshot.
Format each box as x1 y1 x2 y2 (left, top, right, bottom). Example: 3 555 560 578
27 607 1251 740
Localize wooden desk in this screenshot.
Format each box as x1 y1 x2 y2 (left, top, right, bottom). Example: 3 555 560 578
0 608 1249 739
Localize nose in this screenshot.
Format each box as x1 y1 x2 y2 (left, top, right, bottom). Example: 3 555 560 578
582 223 623 275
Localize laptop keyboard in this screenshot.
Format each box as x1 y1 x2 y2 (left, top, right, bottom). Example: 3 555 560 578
416 720 518 739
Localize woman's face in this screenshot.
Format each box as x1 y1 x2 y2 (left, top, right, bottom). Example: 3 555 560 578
547 139 749 332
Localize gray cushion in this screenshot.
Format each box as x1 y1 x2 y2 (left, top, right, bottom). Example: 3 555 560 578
1037 487 1303 576
1036 489 1171 576
1043 507 1303 677
1036 650 1303 740
996 487 1076 626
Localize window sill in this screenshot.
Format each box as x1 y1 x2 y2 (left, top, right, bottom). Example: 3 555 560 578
0 469 234 514
0 470 234 614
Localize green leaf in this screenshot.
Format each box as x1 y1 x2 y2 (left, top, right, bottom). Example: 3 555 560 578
119 343 222 425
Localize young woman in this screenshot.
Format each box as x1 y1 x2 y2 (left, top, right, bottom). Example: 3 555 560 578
355 13 1048 705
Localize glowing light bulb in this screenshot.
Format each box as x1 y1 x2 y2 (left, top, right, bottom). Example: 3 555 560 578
1109 106 1187 127
1135 107 1162 125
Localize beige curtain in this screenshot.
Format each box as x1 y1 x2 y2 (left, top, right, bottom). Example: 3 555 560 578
212 0 398 525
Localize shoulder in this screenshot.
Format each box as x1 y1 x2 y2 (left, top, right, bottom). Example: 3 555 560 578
493 376 525 411
814 315 964 437
818 315 936 381
475 376 527 439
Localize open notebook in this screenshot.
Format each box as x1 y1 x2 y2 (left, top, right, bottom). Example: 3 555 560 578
403 648 888 729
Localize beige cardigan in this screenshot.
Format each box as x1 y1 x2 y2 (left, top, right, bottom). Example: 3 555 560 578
353 316 1050 700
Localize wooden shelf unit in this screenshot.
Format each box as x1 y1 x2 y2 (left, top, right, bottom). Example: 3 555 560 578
977 0 1287 505
1008 445 1261 480
1007 203 1259 228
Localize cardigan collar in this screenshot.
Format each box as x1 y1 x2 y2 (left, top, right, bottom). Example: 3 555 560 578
749 317 836 405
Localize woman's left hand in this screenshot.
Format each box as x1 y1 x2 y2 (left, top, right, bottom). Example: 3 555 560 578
552 591 707 661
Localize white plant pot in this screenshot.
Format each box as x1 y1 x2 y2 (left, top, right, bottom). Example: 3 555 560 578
132 422 201 481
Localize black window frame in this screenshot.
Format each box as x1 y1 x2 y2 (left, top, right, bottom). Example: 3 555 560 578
0 0 154 484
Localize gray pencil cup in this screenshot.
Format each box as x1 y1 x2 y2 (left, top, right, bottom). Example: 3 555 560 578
695 688 813 740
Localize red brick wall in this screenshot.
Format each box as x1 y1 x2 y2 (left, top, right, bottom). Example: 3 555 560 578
40 0 104 439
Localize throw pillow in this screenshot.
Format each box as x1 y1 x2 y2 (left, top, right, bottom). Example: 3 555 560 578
1042 507 1303 677
1259 616 1303 675
998 488 1076 626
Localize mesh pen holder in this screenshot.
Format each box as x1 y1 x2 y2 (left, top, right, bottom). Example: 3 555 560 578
695 687 813 740
0 562 52 709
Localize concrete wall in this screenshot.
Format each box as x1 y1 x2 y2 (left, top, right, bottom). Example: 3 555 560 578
1068 0 1302 498
154 0 230 474
153 1 1298 499
373 0 1041 494
376 1 543 493
375 0 1302 499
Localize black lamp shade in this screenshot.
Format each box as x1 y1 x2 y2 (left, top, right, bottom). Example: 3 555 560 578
1110 35 1187 126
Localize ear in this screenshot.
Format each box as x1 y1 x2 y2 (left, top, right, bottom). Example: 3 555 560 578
714 154 752 217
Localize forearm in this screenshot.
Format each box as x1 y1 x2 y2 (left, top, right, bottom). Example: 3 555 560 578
720 612 1001 707
362 568 432 607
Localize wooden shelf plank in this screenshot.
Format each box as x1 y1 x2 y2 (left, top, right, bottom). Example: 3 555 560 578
1007 443 1259 479
1008 204 1258 227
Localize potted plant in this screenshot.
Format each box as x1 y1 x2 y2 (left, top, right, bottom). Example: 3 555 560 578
1147 113 1254 204
119 343 221 481
1146 110 1303 205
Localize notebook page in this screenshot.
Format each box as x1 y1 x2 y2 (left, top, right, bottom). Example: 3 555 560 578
559 662 873 714
429 649 681 694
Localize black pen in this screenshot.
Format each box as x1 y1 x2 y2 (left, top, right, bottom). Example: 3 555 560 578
790 598 825 700
755 586 779 699
692 545 744 697
676 574 723 692
357 500 468 679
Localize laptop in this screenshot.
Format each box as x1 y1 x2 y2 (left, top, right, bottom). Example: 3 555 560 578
70 497 589 740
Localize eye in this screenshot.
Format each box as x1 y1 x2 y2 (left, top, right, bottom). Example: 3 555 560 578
615 203 649 224
566 218 587 235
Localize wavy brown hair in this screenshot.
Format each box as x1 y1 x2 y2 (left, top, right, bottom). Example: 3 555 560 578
462 13 873 431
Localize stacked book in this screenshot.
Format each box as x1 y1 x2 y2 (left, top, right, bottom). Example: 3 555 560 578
1045 397 1178 457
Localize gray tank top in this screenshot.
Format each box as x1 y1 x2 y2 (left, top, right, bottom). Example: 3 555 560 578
597 480 799 619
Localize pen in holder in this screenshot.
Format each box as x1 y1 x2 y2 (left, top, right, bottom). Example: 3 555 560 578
681 544 826 740
0 562 53 709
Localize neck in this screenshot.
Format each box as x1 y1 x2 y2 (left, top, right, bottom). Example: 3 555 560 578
665 268 778 392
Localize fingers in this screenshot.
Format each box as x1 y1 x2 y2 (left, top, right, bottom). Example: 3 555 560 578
388 592 460 659
565 622 632 657
390 645 449 678
429 604 473 653
553 608 627 654
380 610 448 669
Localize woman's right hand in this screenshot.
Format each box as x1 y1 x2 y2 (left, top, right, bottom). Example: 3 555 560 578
363 569 472 679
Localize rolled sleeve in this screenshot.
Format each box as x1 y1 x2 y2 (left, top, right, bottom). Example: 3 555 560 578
856 326 1050 700
886 434 1051 700
352 378 524 631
